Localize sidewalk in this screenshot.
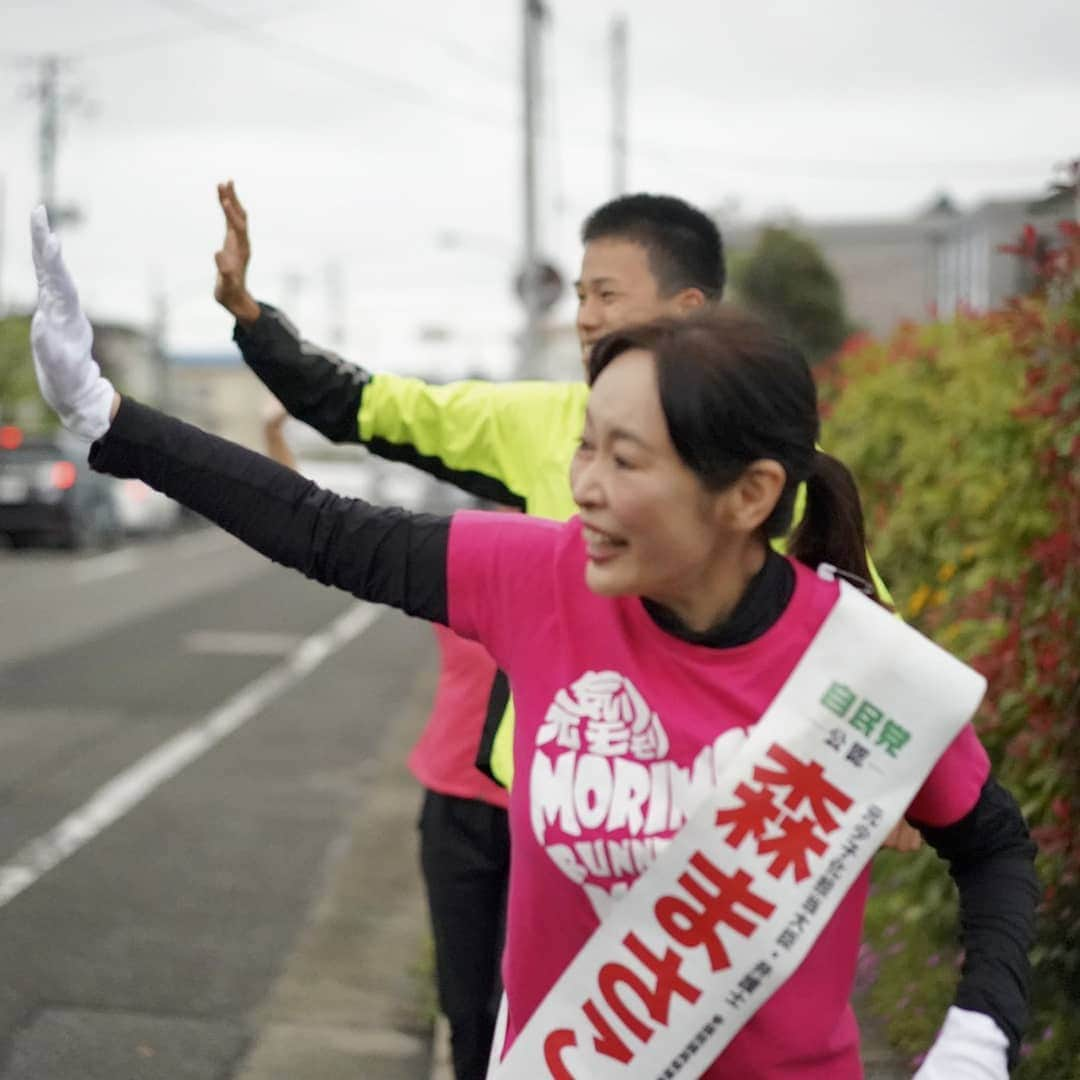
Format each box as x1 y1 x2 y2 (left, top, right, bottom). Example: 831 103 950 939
857 993 911 1080
231 648 911 1080
231 659 436 1080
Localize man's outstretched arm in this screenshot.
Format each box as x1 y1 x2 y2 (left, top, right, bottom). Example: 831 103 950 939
213 181 579 510
234 301 372 444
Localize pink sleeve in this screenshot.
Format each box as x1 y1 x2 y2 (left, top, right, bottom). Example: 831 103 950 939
906 723 991 827
447 510 563 670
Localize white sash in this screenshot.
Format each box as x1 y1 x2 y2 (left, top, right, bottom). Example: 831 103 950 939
489 580 986 1079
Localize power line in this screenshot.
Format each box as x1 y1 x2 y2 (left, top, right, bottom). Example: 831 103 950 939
145 0 516 130
4 6 1060 182
544 12 569 240
70 24 229 59
2 1 518 130
610 15 628 195
553 114 1067 180
427 28 515 87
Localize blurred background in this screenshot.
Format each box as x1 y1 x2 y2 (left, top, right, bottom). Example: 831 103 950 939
3 0 1077 540
1 0 1078 398
0 4 1077 1078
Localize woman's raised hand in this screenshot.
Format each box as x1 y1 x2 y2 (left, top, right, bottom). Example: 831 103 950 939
29 206 117 440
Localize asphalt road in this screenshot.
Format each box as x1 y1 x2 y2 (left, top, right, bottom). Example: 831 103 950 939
0 528 912 1080
0 528 435 1080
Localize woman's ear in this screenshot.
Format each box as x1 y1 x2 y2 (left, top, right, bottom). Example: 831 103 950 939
673 287 708 315
727 460 786 532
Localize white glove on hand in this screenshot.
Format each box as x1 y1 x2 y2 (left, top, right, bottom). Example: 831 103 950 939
29 205 116 441
913 1007 1009 1080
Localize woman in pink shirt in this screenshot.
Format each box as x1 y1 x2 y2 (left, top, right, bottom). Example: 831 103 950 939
31 210 1037 1078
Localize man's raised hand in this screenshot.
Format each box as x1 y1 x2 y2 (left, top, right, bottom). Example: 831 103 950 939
29 206 117 440
214 180 260 323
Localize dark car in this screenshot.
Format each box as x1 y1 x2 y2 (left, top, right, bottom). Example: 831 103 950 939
0 426 121 549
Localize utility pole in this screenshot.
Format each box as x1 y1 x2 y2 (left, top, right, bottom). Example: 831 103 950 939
519 0 545 377
324 259 346 350
150 289 170 411
611 15 628 196
25 55 83 228
0 175 6 314
281 271 307 317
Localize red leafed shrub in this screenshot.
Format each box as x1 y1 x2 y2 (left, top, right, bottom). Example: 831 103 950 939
821 210 1079 1076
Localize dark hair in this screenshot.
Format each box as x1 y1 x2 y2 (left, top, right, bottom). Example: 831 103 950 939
581 194 725 301
587 308 876 595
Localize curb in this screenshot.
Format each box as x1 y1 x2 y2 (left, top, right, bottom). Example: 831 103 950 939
232 645 437 1080
429 1015 453 1080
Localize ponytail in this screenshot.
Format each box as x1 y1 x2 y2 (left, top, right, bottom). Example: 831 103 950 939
588 311 884 605
788 451 881 604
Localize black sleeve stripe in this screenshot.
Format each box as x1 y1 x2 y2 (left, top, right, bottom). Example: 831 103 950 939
234 304 369 445
366 435 527 511
914 778 1040 1065
474 669 511 786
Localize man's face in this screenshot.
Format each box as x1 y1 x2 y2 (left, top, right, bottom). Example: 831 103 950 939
575 238 687 371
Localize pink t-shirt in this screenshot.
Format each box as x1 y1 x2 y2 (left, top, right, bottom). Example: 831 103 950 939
448 512 989 1079
407 624 510 809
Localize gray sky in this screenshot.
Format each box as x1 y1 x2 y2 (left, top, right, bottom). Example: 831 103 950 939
1 0 1077 374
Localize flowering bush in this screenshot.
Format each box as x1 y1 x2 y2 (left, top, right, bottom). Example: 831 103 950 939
820 218 1079 1077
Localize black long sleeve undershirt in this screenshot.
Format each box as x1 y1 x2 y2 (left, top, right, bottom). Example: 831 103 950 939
234 304 370 444
913 779 1040 1066
89 396 1037 1061
90 397 450 623
234 303 528 508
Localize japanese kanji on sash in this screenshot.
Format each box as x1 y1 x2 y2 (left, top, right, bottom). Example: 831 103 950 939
488 576 987 1080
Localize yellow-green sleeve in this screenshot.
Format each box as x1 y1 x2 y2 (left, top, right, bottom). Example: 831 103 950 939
359 375 586 510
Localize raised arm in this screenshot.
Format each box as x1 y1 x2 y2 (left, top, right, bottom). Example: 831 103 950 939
31 205 450 623
213 181 581 510
94 397 451 621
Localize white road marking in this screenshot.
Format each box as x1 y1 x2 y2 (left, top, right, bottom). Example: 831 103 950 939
70 549 141 584
0 601 384 909
183 630 304 656
164 527 238 560
70 529 237 585
0 529 237 599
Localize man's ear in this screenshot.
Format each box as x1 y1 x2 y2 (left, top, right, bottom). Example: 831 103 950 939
726 460 787 533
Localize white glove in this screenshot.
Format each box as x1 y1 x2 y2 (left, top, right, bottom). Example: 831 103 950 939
913 1007 1009 1079
29 205 116 441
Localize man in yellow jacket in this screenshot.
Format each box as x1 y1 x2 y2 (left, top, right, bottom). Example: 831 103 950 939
214 182 892 788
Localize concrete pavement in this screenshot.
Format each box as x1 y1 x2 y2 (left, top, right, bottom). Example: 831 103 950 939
231 643 438 1080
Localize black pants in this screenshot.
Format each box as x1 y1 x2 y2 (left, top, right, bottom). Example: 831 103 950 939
419 789 510 1080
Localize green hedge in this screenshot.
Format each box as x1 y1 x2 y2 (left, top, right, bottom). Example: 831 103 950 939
819 224 1079 1076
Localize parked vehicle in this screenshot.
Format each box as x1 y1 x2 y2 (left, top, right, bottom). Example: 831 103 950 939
0 426 121 549
112 477 183 536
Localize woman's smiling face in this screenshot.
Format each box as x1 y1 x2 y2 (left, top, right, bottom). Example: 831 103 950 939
570 347 733 610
